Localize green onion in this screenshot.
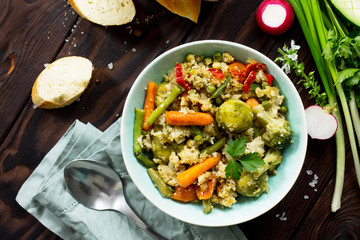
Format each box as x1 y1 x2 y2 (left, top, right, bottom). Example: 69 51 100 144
286 0 360 212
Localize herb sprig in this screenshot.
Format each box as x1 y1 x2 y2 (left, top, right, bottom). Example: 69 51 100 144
225 137 264 180
275 40 327 107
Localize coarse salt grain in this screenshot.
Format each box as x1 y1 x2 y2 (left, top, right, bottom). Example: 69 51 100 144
306 170 313 175
309 174 318 188
44 63 50 68
276 212 287 221
304 195 309 199
108 62 113 70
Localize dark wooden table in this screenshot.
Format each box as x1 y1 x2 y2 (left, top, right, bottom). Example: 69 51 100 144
1 0 359 239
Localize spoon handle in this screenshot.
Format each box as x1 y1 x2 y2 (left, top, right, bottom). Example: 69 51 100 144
116 201 167 240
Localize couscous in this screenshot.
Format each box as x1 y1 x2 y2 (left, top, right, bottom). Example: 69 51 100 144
133 51 292 213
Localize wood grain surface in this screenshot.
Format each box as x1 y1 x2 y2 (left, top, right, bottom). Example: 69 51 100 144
1 0 359 239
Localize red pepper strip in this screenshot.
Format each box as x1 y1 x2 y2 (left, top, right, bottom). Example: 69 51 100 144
265 73 274 85
209 68 224 79
246 60 267 73
176 63 190 90
243 70 256 93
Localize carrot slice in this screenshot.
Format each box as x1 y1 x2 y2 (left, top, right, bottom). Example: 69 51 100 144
165 111 213 126
196 174 217 200
177 154 221 187
171 185 198 202
245 98 260 108
142 82 157 130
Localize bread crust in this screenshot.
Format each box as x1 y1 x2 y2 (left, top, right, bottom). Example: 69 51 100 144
31 56 92 109
68 0 136 26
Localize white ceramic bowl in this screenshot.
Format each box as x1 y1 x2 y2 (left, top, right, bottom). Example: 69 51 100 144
121 40 307 227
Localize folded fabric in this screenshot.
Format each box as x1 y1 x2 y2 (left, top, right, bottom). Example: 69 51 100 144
16 118 247 240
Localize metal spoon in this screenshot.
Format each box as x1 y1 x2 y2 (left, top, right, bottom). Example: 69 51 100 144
64 159 167 240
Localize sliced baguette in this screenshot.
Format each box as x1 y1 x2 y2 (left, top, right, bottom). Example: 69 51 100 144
68 0 136 26
32 56 92 109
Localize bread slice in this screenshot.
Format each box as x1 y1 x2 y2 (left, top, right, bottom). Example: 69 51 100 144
156 0 201 23
68 0 136 26
32 56 92 109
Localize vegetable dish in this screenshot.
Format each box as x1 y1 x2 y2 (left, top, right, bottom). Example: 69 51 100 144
133 51 292 213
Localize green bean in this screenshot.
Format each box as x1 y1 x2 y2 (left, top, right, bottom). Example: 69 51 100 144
147 86 181 125
147 168 173 198
200 137 226 155
136 153 157 169
211 76 231 98
212 121 223 140
133 108 144 155
190 125 204 138
202 199 213 214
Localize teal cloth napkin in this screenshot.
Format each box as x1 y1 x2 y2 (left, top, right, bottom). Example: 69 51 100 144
16 118 247 240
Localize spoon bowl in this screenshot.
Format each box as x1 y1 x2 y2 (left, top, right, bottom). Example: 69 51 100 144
64 159 166 240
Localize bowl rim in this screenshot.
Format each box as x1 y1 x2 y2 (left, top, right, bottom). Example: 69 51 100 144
121 39 307 227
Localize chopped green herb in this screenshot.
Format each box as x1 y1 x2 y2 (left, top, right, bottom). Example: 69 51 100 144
226 138 246 157
225 137 264 180
225 160 243 181
240 153 265 172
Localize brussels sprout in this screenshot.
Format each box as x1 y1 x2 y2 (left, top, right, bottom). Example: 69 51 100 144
216 100 254 133
236 171 268 197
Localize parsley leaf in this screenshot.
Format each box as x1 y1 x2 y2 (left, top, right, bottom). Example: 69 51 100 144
240 153 265 172
226 138 245 157
225 137 265 180
225 159 243 180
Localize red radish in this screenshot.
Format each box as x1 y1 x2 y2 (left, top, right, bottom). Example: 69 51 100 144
305 105 338 140
256 0 294 35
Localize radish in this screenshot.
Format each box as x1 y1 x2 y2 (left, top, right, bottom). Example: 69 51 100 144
305 105 338 140
256 0 294 35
